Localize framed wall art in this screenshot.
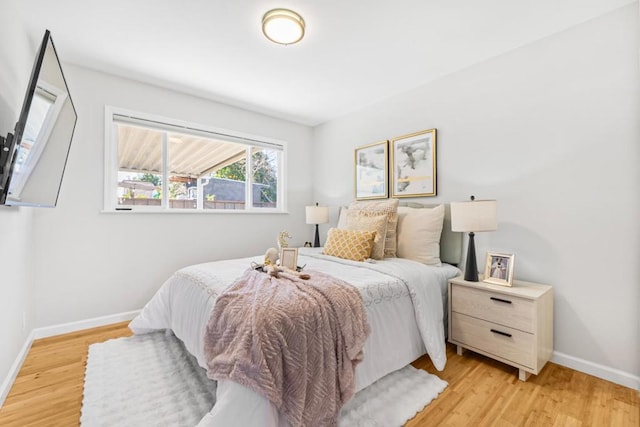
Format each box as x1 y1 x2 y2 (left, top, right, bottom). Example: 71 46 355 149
354 140 388 200
390 128 436 198
483 252 515 287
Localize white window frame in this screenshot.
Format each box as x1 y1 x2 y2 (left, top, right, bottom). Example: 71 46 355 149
103 106 287 213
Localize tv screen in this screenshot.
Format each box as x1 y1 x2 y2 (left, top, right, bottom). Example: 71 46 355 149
0 30 77 207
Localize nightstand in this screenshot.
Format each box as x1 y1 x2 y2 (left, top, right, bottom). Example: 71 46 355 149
448 276 553 381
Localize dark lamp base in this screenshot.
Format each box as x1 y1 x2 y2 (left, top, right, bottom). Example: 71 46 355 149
464 232 479 282
313 224 321 248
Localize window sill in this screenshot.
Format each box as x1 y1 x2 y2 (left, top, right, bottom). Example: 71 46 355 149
100 208 289 214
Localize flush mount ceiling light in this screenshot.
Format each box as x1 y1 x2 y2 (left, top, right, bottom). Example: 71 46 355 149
262 8 305 45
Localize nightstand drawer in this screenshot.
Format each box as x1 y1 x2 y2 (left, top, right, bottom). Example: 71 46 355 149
450 312 535 369
451 284 535 333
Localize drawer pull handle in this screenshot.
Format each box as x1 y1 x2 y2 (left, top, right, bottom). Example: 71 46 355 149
490 296 512 304
490 329 512 338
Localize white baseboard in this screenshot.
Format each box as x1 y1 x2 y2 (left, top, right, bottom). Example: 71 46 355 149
32 310 140 339
0 330 35 408
552 351 640 391
0 310 140 408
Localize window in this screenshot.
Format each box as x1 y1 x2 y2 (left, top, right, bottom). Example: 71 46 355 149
104 107 286 212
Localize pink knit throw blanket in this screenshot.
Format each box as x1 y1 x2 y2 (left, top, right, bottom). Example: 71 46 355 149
204 268 370 426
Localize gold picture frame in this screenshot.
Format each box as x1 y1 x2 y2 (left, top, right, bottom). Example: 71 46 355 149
354 140 388 200
390 128 436 198
483 252 515 287
280 247 298 270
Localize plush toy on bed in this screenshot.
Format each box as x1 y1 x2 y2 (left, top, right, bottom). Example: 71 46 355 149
261 247 309 279
264 247 279 266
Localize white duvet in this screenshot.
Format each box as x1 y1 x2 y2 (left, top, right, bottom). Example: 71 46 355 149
130 248 460 426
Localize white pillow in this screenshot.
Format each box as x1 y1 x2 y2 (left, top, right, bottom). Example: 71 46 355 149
396 204 444 266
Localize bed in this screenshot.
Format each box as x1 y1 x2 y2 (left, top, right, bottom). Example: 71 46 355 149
129 202 461 426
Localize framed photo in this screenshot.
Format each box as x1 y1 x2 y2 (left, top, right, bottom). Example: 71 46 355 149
280 247 298 270
355 140 388 200
483 252 515 287
390 128 436 198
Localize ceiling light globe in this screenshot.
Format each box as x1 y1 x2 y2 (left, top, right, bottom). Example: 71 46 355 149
262 9 305 45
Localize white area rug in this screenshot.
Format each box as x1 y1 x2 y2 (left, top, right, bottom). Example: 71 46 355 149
81 331 447 427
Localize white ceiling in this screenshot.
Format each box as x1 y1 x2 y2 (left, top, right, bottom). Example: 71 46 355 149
12 0 634 126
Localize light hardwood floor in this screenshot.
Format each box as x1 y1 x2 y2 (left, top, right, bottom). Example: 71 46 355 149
0 322 637 426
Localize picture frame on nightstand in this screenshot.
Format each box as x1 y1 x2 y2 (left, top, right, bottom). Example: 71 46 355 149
483 252 515 286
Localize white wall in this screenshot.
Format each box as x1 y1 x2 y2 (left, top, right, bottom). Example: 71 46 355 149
0 209 34 392
313 5 639 382
31 65 314 327
0 8 38 391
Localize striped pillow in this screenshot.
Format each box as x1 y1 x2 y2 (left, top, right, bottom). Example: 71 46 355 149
348 199 399 257
345 212 388 260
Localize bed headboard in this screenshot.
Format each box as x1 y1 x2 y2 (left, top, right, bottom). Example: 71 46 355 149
399 202 462 266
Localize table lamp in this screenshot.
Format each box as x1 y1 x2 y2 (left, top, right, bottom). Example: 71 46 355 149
305 202 329 247
450 196 497 282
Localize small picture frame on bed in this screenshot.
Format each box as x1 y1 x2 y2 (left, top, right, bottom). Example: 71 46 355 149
280 248 299 270
483 252 515 286
354 140 388 200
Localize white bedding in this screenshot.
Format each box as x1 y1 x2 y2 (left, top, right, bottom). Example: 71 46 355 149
130 247 460 426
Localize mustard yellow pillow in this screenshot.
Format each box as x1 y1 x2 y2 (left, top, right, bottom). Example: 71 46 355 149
345 212 387 260
323 228 375 262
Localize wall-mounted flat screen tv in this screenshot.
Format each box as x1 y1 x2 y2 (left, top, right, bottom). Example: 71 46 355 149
0 30 77 207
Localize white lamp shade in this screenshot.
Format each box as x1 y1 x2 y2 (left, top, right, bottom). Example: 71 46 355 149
450 200 497 232
306 205 329 224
